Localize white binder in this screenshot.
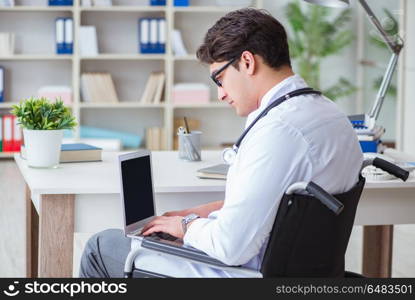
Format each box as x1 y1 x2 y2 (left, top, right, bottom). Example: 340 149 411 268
0 67 4 102
140 18 150 52
158 18 166 52
55 18 65 53
64 18 73 48
149 18 158 51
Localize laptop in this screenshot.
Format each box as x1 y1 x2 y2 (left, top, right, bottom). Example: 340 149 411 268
118 150 228 267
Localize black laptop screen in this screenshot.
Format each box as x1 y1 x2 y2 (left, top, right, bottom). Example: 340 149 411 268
121 155 155 226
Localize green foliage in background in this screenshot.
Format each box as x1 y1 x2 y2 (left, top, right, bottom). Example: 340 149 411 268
285 0 356 100
11 97 77 130
368 8 398 97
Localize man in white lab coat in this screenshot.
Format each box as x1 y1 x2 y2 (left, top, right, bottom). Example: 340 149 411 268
79 8 363 277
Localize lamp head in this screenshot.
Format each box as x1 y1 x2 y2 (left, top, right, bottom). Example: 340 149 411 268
303 0 349 8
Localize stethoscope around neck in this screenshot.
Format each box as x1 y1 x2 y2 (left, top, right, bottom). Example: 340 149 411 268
222 87 322 165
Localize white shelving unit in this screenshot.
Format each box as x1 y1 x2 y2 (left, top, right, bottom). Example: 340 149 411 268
0 0 263 154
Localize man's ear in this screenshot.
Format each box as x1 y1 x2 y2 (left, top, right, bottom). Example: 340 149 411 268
240 51 256 76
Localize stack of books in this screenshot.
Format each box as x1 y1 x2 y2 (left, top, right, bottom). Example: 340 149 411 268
140 72 165 104
0 33 14 56
21 143 102 163
146 127 167 151
172 83 210 104
196 164 229 180
81 72 119 103
38 86 73 105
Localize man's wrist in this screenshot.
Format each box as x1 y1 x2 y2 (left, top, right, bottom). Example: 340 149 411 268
181 213 200 235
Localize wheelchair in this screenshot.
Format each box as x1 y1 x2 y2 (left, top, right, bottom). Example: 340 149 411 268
124 157 409 278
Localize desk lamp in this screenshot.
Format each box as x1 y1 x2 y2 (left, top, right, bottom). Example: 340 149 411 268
303 0 404 132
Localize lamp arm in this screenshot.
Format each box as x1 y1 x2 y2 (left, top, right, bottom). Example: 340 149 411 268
358 0 403 54
369 53 399 120
358 0 404 122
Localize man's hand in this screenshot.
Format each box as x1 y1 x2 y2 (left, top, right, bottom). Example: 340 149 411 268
141 216 184 239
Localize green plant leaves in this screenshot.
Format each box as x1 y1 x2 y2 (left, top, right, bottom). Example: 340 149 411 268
285 0 356 100
11 97 77 130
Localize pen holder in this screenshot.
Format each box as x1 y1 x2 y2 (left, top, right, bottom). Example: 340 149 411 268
177 131 202 161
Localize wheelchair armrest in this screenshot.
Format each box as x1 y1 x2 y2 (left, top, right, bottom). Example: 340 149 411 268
123 242 262 278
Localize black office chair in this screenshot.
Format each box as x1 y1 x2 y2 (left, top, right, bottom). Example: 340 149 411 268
124 158 409 278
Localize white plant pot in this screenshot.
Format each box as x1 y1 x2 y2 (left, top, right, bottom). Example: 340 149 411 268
23 129 63 168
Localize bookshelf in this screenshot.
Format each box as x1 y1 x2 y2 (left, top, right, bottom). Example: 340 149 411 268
0 0 263 153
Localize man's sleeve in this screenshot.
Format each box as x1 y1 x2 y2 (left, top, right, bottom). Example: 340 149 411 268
184 121 313 266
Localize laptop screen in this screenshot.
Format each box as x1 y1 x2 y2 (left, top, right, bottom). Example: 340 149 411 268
121 155 155 226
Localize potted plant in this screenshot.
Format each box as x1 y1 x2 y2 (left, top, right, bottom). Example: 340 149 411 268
285 0 356 100
11 97 77 168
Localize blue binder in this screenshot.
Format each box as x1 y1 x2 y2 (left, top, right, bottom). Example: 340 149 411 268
150 0 166 5
139 18 151 54
149 18 158 53
0 67 4 103
174 0 189 6
157 18 166 54
49 0 73 6
64 18 73 54
139 17 166 54
55 18 65 54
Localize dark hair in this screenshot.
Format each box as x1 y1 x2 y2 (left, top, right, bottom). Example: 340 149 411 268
196 8 291 70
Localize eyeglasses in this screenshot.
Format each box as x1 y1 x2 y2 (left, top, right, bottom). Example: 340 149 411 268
210 57 237 87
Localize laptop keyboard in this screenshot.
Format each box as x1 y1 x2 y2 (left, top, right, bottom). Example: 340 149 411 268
150 232 178 241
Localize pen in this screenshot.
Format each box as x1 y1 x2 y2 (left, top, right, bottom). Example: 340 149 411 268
184 117 190 134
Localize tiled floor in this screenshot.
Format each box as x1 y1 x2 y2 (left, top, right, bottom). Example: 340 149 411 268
0 159 414 277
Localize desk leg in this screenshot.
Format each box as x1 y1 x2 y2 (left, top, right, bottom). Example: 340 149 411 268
25 184 38 278
362 225 393 278
38 194 75 278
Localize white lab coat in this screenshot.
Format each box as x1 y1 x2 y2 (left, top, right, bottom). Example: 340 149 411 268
131 74 363 277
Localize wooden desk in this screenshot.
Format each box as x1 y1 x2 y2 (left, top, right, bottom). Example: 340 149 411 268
15 151 415 278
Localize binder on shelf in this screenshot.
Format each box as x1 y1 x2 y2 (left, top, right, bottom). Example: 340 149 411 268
0 116 2 152
150 0 166 6
12 115 21 152
0 33 14 56
174 0 189 6
0 66 4 103
64 18 73 54
171 29 188 56
139 18 166 54
55 18 65 54
157 18 166 54
93 0 112 6
49 0 73 6
79 26 98 56
2 115 13 152
139 18 150 54
149 18 158 53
